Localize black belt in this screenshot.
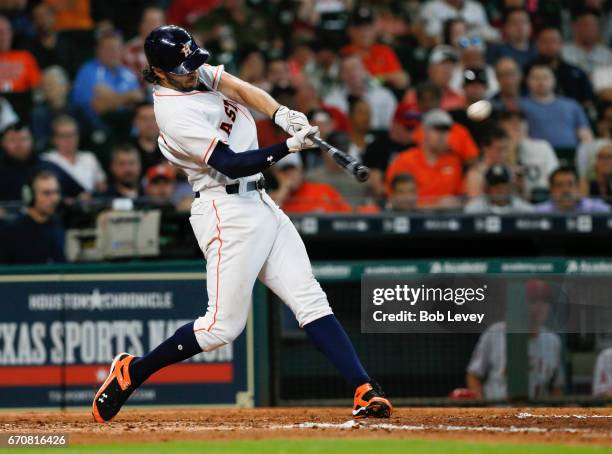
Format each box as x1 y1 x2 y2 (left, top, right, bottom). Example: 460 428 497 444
194 177 265 198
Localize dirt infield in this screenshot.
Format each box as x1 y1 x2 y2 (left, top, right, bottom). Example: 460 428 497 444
0 407 610 446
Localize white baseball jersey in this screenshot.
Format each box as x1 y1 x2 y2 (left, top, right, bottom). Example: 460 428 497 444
593 347 612 397
153 64 262 197
151 63 333 352
467 321 564 399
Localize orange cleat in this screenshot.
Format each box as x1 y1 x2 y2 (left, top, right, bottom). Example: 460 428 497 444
92 353 137 423
352 380 393 418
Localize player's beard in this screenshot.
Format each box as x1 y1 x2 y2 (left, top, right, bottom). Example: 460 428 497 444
165 71 200 92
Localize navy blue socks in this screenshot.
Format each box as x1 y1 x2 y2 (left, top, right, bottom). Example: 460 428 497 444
304 314 370 388
129 321 202 385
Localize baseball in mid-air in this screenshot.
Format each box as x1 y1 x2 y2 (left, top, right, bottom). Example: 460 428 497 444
467 100 492 122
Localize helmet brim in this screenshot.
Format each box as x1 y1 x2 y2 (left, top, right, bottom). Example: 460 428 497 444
168 47 210 75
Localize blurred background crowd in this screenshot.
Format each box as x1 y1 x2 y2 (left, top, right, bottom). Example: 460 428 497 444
2 0 612 263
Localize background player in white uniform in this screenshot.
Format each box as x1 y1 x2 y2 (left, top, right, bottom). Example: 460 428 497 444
466 279 564 400
592 347 612 397
93 25 392 422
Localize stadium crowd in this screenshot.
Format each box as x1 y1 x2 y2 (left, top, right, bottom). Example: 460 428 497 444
2 0 612 263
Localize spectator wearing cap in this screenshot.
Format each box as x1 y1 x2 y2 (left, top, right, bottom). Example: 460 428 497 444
305 109 367 205
130 102 163 174
98 143 143 200
491 57 523 112
41 115 106 198
562 9 612 80
410 83 479 166
585 143 612 204
525 27 594 106
465 164 534 214
450 35 499 98
486 8 537 68
466 278 564 400
324 54 397 130
402 45 466 111
0 15 42 121
143 164 176 211
385 109 464 209
71 32 144 130
420 0 500 42
303 39 342 99
450 67 490 142
465 127 515 198
520 63 592 149
341 5 409 90
498 110 559 202
270 153 352 214
387 173 418 212
536 166 609 213
124 7 166 86
0 170 65 264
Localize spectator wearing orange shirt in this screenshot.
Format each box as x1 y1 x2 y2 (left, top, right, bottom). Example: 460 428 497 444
386 109 464 209
45 0 93 31
402 46 465 112
341 5 408 90
0 15 42 121
409 82 478 165
271 153 353 214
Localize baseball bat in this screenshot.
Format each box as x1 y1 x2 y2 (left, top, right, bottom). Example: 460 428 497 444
311 136 370 182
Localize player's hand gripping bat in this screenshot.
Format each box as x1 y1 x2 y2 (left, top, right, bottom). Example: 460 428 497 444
311 136 370 182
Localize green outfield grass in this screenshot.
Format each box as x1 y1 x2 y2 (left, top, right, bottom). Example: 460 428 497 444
3 439 609 454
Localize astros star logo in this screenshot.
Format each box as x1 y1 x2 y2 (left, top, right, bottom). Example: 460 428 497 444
180 41 192 57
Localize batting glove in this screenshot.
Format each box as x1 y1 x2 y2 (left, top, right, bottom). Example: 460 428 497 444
286 126 319 152
273 105 311 135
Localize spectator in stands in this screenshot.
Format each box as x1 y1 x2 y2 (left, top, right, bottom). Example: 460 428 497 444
465 127 514 198
25 3 79 76
345 97 374 162
324 54 397 130
498 110 559 202
341 5 408 90
71 32 144 129
520 63 592 149
593 347 612 397
293 81 350 134
0 123 47 201
585 143 612 203
420 0 500 42
270 152 352 214
411 83 479 165
0 96 17 131
386 109 464 209
562 9 612 80
99 143 142 199
303 39 341 99
466 279 564 399
536 166 610 213
0 15 42 120
237 49 270 94
0 170 65 264
491 57 523 112
387 173 418 212
130 102 162 173
45 0 94 32
465 164 534 213
124 6 166 84
443 17 468 51
450 67 490 141
528 27 594 106
486 8 536 68
41 115 106 197
31 66 90 153
143 163 176 211
450 35 499 98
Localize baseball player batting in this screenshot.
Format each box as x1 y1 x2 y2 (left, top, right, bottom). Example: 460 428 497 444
92 25 392 422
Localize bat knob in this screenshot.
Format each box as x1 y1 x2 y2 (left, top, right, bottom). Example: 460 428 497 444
354 165 370 182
